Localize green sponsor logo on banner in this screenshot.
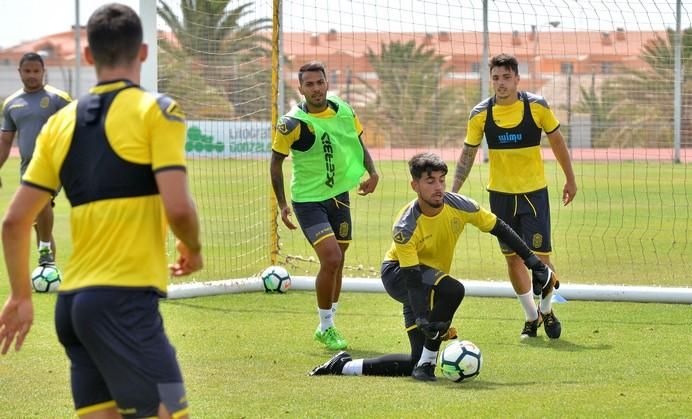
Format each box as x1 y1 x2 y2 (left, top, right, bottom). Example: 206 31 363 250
186 126 225 153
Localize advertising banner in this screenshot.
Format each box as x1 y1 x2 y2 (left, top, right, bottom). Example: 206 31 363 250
185 120 271 158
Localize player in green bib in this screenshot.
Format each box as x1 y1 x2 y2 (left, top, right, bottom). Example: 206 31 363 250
271 61 379 351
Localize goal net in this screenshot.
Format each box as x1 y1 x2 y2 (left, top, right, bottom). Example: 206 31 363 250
156 0 691 287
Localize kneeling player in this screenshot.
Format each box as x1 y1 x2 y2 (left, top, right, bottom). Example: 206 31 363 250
310 152 557 381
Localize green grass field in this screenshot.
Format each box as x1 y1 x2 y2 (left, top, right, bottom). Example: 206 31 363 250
0 292 690 417
25 156 692 285
0 156 690 417
181 156 691 285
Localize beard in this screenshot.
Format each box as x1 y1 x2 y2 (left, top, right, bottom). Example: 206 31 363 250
307 95 326 107
422 196 444 209
22 79 42 90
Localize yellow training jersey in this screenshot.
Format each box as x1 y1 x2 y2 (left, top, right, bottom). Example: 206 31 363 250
384 192 497 273
23 80 187 294
465 92 560 194
272 98 364 155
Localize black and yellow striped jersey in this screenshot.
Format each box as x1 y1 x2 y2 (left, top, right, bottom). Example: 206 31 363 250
465 92 560 193
23 80 187 294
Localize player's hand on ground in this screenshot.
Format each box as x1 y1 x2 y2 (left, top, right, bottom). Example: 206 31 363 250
280 205 297 230
169 240 203 277
563 180 577 206
0 296 33 355
415 317 451 341
357 173 379 196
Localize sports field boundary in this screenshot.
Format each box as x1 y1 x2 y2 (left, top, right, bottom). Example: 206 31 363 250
367 147 691 163
8 147 690 162
168 276 692 304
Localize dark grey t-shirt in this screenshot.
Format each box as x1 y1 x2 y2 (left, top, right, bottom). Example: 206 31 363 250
2 85 71 173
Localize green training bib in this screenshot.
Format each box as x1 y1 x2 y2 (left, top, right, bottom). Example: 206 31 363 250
287 96 365 202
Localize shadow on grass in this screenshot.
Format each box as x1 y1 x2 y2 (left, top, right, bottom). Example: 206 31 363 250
167 297 692 327
164 298 307 315
468 311 691 327
519 337 611 352
435 379 537 390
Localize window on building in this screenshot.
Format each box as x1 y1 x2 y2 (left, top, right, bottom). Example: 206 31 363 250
560 62 574 74
601 62 613 74
471 62 481 73
330 70 339 84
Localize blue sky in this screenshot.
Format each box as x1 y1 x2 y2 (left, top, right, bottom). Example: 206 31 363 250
0 0 139 48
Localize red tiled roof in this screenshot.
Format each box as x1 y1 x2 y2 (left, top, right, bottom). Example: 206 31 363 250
0 28 666 65
281 30 666 59
0 29 88 64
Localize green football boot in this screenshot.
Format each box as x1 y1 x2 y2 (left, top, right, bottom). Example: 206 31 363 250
313 326 348 350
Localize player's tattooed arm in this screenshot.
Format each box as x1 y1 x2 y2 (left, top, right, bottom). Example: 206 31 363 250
357 135 379 195
451 144 478 193
362 143 377 177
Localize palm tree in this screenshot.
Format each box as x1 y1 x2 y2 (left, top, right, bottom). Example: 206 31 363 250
573 79 633 147
355 40 472 148
157 0 273 119
576 28 692 147
158 45 235 118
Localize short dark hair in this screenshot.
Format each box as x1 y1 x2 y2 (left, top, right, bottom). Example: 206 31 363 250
87 3 142 68
408 152 448 180
19 52 44 68
490 53 519 75
298 61 327 84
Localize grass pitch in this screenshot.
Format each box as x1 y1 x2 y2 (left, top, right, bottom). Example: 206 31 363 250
0 291 690 417
0 156 690 417
159 156 692 286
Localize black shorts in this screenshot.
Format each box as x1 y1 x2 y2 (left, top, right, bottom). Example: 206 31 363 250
489 187 552 255
292 191 352 245
380 261 447 328
55 289 188 418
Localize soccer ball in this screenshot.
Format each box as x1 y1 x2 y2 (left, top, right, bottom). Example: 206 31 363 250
31 265 62 293
439 340 483 382
261 266 291 293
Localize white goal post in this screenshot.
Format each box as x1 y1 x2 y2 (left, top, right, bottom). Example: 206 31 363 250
145 1 691 304
167 277 692 304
